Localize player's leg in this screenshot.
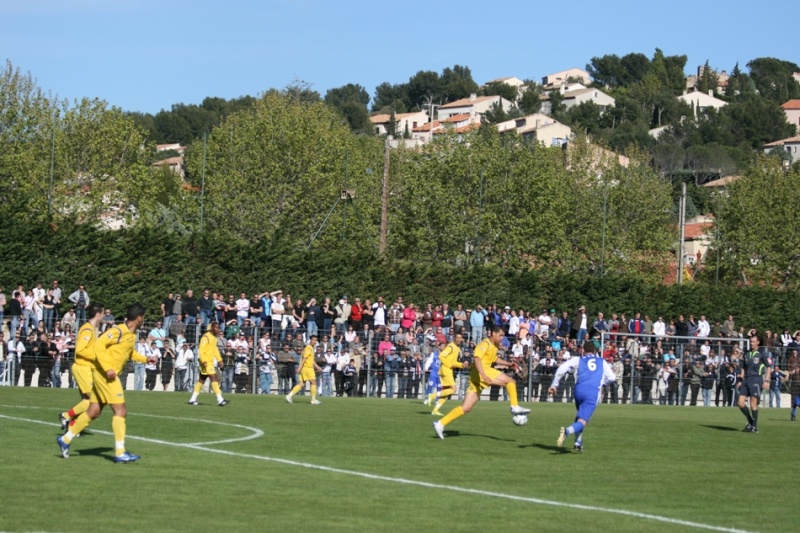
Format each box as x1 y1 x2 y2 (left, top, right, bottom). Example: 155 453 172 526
58 399 102 459
60 364 93 429
749 393 760 431
188 373 208 404
208 374 228 406
737 385 754 429
439 390 479 427
109 401 140 462
308 378 320 404
492 372 530 415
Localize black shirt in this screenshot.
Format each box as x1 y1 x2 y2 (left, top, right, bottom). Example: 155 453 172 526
184 297 199 317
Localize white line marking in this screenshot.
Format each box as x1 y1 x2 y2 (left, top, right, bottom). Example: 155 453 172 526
0 409 758 533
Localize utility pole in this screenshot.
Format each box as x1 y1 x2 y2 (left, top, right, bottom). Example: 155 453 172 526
379 135 391 254
200 132 207 233
677 182 687 285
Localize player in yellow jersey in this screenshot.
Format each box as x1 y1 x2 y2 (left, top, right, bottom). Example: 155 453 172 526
58 302 104 432
286 335 322 405
431 332 468 416
57 303 148 462
433 326 530 439
188 322 229 406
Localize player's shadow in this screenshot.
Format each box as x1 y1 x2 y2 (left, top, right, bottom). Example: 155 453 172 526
700 425 740 432
73 447 117 462
525 442 571 454
434 430 515 442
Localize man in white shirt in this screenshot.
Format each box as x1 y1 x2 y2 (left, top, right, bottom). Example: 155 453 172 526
696 315 710 338
538 309 552 339
653 317 666 339
235 292 250 327
372 300 386 329
507 310 520 339
174 343 193 392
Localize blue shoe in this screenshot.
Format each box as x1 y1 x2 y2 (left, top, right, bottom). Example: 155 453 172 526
56 436 70 459
113 451 141 463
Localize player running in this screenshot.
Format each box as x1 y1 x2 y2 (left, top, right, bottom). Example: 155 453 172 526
433 326 530 439
549 341 616 452
58 302 104 432
57 303 148 463
188 322 230 406
431 333 467 416
286 335 322 404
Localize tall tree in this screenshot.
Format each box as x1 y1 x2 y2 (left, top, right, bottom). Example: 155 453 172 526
747 57 800 104
439 65 479 102
717 157 800 288
325 83 372 134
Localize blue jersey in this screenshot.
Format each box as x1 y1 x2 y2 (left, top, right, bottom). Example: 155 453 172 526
551 354 616 402
425 351 442 393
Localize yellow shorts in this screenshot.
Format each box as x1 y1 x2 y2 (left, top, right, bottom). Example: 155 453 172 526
467 367 502 394
199 360 217 376
90 369 126 405
71 363 95 395
439 369 455 389
299 369 316 383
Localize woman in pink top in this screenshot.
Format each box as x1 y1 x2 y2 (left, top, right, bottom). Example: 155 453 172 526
401 304 416 331
378 333 394 356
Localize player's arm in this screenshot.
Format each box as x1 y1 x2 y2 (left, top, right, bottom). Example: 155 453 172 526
602 360 617 386
131 349 148 364
549 358 578 394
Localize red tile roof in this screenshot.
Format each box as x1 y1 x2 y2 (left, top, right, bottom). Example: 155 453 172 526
781 99 800 110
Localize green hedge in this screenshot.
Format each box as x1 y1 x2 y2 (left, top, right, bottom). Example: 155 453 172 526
1 218 798 331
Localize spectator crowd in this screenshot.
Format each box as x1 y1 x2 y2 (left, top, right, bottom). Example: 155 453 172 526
1 282 799 413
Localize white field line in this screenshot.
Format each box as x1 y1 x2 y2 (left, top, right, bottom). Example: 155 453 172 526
0 407 758 533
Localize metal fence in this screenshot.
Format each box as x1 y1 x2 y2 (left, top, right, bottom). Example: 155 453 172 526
2 321 798 410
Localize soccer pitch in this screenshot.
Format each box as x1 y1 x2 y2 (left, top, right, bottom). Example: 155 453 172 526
0 388 795 533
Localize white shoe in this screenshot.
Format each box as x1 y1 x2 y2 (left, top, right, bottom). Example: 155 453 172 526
285 395 293 404
188 400 198 405
557 427 566 448
311 400 321 405
433 421 445 439
511 405 531 416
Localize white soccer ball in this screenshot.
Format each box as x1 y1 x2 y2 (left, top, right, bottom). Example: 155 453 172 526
512 414 528 426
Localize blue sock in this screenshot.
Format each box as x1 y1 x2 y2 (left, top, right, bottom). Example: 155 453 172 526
567 421 584 436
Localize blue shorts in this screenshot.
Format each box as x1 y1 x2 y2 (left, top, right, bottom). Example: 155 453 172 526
575 398 599 423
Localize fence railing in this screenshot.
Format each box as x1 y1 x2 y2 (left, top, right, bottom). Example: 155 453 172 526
2 322 798 409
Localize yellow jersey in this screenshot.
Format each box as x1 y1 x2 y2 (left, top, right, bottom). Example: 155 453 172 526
74 322 98 367
198 331 223 366
470 338 498 376
438 342 463 372
94 324 147 375
300 344 314 371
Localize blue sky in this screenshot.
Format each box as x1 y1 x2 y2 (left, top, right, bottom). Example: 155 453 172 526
2 0 797 114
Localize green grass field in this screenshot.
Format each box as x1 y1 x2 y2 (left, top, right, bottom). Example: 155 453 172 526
0 388 795 533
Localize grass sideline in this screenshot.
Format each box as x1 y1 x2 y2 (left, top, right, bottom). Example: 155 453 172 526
0 388 796 533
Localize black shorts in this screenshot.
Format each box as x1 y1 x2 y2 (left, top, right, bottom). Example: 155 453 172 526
739 380 762 399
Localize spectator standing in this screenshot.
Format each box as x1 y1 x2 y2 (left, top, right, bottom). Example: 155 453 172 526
174 343 193 392
67 285 90 325
161 292 175 333
160 345 175 391
134 338 149 391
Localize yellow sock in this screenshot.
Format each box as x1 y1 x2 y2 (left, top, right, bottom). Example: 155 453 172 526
70 399 90 418
310 383 317 400
290 383 303 396
194 381 203 394
211 381 221 395
63 412 92 444
439 406 464 427
434 397 447 411
427 392 437 404
506 381 518 407
112 415 126 456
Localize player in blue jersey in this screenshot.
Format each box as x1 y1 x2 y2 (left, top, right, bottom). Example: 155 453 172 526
424 345 443 405
549 341 616 451
738 336 771 433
